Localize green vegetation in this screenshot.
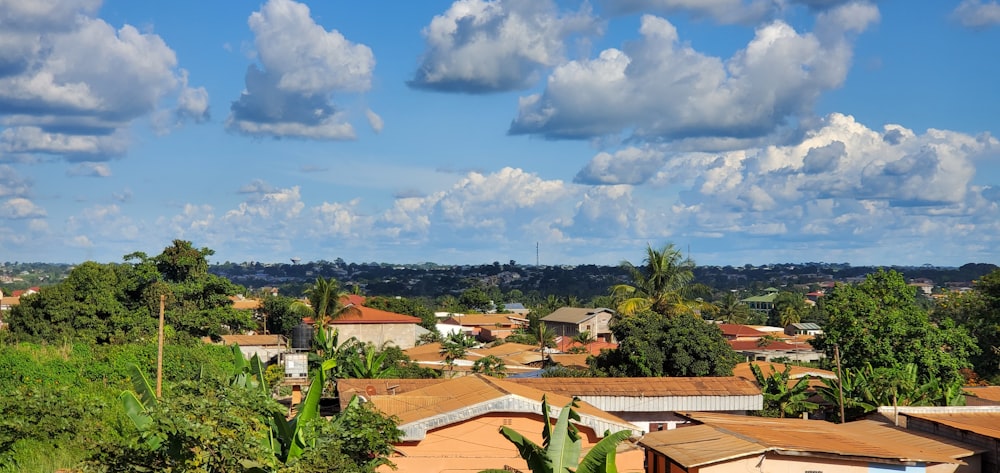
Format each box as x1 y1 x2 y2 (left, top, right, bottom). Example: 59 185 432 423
591 309 739 377
480 396 632 473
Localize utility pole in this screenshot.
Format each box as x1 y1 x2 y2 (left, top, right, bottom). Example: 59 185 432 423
157 294 165 398
834 344 845 424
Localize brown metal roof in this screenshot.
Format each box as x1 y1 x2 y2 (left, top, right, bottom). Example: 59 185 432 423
366 374 628 424
507 376 761 397
644 412 975 467
963 386 1000 402
901 411 1000 439
640 424 765 467
336 378 446 411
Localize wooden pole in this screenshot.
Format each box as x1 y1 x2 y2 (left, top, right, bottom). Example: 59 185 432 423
157 294 165 398
834 344 846 424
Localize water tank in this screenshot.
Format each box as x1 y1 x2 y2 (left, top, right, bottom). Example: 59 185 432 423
284 353 308 379
291 323 313 351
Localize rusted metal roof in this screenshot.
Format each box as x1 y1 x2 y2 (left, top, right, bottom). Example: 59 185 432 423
336 378 447 410
642 412 975 468
901 411 1000 439
211 334 286 347
732 361 837 381
508 377 763 412
366 374 640 441
963 386 1000 403
508 376 761 397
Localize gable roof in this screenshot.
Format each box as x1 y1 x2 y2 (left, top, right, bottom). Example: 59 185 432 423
327 304 422 325
729 340 812 351
365 374 640 441
541 307 614 324
718 324 768 338
640 412 977 468
442 314 522 327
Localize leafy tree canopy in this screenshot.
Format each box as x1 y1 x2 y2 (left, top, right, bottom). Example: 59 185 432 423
591 310 739 377
810 269 977 387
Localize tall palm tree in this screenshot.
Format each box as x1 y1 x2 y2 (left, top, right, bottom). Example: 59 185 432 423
305 276 346 324
611 243 695 316
714 292 750 323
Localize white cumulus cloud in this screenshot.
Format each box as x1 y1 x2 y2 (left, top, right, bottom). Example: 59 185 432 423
509 3 879 141
226 0 375 140
952 0 1000 28
410 0 599 93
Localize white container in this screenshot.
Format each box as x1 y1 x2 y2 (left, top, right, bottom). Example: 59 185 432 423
284 353 308 379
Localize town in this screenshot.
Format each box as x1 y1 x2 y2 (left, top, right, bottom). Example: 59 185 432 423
2 241 999 472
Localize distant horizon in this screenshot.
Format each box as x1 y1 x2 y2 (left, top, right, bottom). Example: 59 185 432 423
3 256 995 271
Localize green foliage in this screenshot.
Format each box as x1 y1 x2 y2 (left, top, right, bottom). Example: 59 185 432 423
610 243 695 317
934 269 1000 381
811 269 977 389
260 295 305 336
472 355 507 378
481 396 631 473
591 310 739 377
749 363 818 418
6 241 251 344
306 276 345 321
364 295 437 331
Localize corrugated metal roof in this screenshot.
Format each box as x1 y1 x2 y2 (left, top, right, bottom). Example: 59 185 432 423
963 386 1000 402
508 377 763 411
366 374 640 441
642 412 975 467
508 376 761 396
640 424 765 467
732 361 837 381
901 411 1000 439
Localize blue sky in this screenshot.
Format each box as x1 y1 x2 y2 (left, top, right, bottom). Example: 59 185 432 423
1 0 999 267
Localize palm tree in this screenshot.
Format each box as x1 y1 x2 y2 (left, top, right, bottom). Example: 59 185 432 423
611 243 695 316
714 292 750 323
305 276 346 324
472 355 507 378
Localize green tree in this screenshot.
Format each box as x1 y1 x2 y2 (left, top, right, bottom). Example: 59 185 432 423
459 286 493 313
610 243 695 317
591 310 739 377
770 291 806 327
472 355 508 378
154 239 212 283
810 269 977 394
306 276 346 323
364 296 437 331
713 292 750 324
261 295 303 336
933 269 1000 381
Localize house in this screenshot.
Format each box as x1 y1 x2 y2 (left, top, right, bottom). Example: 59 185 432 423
640 411 981 473
363 374 645 473
439 313 528 342
401 342 543 377
541 307 616 342
740 287 779 315
307 295 428 349
888 406 1000 472
499 302 531 316
717 323 769 341
729 338 825 363
507 377 763 433
784 322 823 336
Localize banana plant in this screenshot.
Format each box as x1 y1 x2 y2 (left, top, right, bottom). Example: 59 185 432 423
481 396 632 473
119 363 160 448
